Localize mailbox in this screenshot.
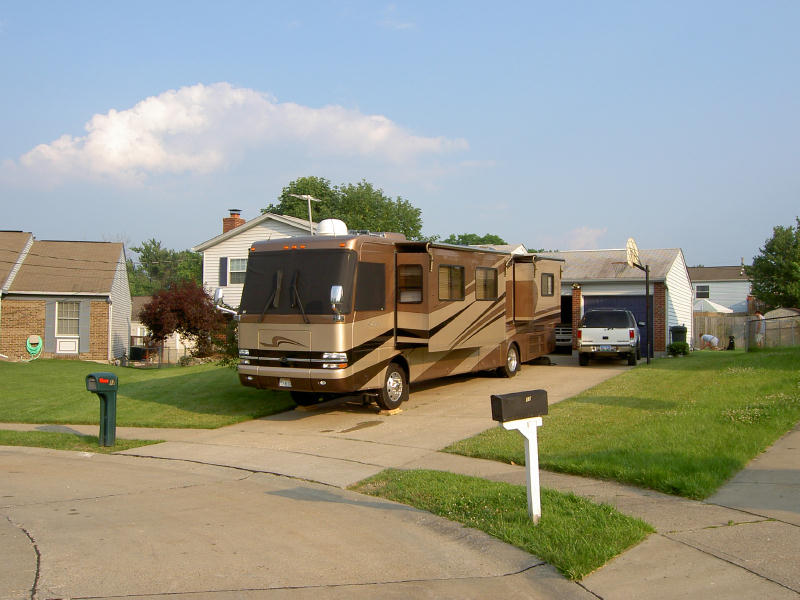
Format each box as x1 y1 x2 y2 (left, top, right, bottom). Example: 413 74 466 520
85 372 118 446
491 389 548 423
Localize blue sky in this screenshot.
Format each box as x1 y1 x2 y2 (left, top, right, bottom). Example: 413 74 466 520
1 1 798 266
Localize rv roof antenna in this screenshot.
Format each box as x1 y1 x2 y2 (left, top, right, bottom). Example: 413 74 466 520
288 194 321 235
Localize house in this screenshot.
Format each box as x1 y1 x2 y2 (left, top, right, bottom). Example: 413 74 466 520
0 231 131 362
130 295 195 363
686 265 751 313
192 209 317 309
539 248 693 355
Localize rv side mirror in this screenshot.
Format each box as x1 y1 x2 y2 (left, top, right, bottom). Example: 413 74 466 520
213 288 224 305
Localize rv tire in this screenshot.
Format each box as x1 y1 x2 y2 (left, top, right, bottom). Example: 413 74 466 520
377 362 408 411
498 343 520 378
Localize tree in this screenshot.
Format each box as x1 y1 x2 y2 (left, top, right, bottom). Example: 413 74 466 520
442 233 507 246
264 176 424 240
747 217 800 308
127 239 202 295
138 281 225 357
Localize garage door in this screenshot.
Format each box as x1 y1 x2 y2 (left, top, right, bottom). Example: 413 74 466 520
583 295 651 356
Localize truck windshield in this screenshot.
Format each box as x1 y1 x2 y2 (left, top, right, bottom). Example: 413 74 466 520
240 249 357 316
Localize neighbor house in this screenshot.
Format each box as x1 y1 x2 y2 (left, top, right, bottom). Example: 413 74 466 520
130 295 195 363
539 248 693 354
0 231 131 362
192 209 317 309
687 265 752 313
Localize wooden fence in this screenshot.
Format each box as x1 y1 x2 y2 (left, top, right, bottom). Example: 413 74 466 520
693 313 800 350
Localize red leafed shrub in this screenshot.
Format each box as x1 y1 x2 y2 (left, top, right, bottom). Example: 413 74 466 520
139 281 225 356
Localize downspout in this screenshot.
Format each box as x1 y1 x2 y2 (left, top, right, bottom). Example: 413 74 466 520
108 300 113 363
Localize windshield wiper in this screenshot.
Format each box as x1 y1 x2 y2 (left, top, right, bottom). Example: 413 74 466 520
290 271 310 324
259 270 283 323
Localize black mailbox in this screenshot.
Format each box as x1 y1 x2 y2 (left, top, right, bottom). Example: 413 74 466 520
491 389 548 423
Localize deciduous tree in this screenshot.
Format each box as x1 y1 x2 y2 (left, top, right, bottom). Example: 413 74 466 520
747 217 800 308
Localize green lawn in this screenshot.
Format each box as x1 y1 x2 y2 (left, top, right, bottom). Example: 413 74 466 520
352 469 653 581
0 429 161 453
0 359 295 428
446 348 800 499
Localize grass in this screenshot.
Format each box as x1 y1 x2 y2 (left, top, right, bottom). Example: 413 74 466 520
0 430 161 453
351 469 653 581
445 347 800 499
0 359 295 428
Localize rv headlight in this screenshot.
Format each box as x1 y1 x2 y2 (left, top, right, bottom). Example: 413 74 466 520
322 352 347 369
239 349 250 357
240 359 250 365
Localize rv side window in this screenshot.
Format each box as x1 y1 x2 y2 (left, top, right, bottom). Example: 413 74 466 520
541 273 555 296
476 267 498 300
355 262 385 311
398 265 423 303
438 265 465 301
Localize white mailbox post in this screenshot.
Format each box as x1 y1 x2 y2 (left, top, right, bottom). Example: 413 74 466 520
490 389 548 524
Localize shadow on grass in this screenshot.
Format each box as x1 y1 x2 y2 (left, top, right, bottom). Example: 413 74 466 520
570 395 677 411
541 448 744 499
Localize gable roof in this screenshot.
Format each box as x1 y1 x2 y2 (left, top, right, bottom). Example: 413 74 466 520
8 240 124 295
539 248 684 282
0 231 34 289
193 212 317 252
131 295 152 320
687 266 749 283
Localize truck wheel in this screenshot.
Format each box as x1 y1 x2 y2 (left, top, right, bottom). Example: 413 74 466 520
627 352 637 366
578 353 590 366
636 344 642 360
498 343 520 378
376 362 408 411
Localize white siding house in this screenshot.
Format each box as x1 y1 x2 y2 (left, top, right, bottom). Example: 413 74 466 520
687 266 752 313
193 210 316 309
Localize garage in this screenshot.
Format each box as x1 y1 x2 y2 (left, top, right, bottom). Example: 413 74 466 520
541 247 693 356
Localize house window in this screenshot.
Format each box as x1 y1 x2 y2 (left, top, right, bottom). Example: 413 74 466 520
541 273 555 296
438 265 465 301
56 301 80 336
398 265 423 303
230 258 248 284
696 285 709 299
476 267 498 300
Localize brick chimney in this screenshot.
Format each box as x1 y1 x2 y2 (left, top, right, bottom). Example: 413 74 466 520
222 209 245 233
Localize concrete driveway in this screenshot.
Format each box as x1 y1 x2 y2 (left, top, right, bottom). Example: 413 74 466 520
119 353 629 487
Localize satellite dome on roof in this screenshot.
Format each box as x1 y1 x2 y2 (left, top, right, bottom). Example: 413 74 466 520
317 219 348 236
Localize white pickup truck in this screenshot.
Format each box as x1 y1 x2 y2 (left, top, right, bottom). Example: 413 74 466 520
577 309 642 366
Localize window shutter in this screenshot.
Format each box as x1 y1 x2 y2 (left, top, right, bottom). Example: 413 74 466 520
79 301 91 353
219 257 228 286
44 301 56 353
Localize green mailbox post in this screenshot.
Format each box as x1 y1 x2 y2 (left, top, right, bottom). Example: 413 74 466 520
86 372 118 446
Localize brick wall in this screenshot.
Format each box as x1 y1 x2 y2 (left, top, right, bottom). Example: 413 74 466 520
571 284 582 349
654 282 666 352
0 298 110 362
0 299 46 361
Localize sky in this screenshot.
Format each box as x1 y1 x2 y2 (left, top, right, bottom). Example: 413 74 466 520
1 1 798 267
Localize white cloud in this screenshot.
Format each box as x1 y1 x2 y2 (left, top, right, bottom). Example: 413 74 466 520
16 82 466 183
564 226 608 250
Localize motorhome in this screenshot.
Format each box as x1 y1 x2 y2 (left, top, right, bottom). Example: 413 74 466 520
236 220 562 410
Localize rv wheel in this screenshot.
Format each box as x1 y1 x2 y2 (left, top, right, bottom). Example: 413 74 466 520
377 362 408 411
498 343 520 378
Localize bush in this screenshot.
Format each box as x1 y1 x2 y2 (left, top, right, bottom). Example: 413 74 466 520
668 341 690 356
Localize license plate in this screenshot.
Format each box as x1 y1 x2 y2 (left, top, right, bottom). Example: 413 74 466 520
598 345 614 352
279 378 292 388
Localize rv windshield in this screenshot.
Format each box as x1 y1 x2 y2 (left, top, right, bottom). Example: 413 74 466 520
240 249 357 316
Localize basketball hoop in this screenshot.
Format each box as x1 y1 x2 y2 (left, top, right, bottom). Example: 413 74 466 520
626 238 640 269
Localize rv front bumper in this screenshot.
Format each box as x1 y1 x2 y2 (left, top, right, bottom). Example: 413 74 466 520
238 364 357 394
